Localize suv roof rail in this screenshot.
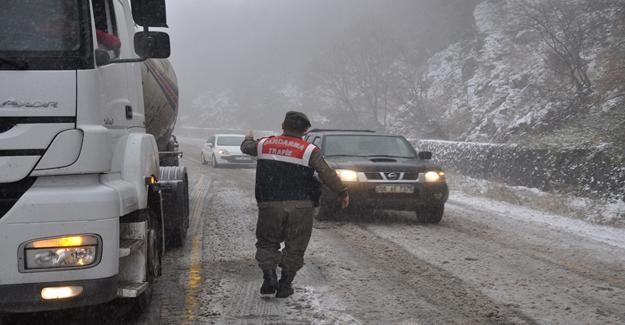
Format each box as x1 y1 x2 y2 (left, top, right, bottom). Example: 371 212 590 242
307 129 377 133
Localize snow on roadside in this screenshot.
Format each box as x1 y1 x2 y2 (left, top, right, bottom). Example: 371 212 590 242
449 191 625 250
449 173 625 227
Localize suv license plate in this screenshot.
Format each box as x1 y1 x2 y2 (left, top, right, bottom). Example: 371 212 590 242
375 184 414 194
235 157 250 161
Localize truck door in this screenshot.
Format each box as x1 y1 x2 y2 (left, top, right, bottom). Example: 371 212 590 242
93 0 138 132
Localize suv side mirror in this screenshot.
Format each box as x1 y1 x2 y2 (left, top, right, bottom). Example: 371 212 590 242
418 151 432 160
134 32 170 59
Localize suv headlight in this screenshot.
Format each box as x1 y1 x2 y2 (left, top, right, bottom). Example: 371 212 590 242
217 149 230 155
424 171 445 183
21 235 100 271
336 169 358 182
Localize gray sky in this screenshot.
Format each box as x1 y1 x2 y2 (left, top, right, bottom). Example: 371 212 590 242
165 0 376 101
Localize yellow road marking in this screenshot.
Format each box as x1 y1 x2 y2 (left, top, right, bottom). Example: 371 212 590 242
184 237 203 322
182 174 210 324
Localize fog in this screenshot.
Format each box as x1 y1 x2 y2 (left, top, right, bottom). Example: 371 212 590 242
167 1 365 113
165 0 478 131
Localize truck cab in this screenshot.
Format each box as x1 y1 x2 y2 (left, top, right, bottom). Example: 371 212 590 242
0 0 187 313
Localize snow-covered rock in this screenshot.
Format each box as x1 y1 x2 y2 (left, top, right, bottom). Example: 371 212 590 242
398 0 625 148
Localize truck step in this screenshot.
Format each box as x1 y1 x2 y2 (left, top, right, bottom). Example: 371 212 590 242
119 239 144 258
117 281 149 298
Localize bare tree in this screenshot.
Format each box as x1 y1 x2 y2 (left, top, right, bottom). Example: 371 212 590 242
596 1 625 97
308 20 410 129
517 0 595 95
307 48 362 128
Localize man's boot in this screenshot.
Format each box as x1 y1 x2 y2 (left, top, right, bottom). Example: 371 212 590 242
275 271 296 298
260 269 279 295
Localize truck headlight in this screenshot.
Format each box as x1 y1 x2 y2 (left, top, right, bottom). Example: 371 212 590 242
424 171 445 183
41 286 84 300
22 235 100 270
336 169 358 182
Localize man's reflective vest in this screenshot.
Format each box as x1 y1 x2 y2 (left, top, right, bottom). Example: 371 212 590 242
255 136 321 203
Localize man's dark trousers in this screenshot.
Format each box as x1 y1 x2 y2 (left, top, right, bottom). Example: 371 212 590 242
255 201 314 272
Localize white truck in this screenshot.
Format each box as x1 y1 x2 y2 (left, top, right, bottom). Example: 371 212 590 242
0 0 189 313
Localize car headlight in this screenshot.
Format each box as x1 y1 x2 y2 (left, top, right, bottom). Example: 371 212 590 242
336 169 358 182
217 149 230 155
22 235 100 270
424 171 445 183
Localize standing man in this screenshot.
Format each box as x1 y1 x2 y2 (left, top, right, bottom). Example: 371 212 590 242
241 111 349 298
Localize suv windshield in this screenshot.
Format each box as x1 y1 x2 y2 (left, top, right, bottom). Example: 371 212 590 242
0 0 92 70
324 135 416 158
217 136 245 146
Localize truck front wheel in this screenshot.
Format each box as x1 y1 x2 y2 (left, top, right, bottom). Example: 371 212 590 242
130 209 162 313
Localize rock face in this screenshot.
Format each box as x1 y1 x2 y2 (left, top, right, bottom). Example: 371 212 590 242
403 0 625 149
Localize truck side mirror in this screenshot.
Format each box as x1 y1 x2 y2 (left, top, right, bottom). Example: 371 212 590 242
418 151 432 160
95 49 111 66
134 32 170 59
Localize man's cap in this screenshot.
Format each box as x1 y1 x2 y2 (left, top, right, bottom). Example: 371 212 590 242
284 111 311 128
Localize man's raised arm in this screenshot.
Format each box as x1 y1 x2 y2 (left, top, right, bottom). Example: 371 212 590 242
241 130 259 157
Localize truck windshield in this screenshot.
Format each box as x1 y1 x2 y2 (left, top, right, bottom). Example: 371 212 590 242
0 0 93 70
324 135 417 158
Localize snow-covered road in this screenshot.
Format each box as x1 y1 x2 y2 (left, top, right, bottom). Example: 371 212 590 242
6 139 625 324
153 140 625 324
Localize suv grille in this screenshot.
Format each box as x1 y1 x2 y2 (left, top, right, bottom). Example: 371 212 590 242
384 172 401 180
364 172 383 180
364 172 419 181
0 178 36 220
403 173 419 180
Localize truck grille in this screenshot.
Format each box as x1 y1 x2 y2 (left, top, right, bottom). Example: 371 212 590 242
0 121 16 133
0 177 36 220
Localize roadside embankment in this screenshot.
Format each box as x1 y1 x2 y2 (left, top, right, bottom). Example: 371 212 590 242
412 139 625 225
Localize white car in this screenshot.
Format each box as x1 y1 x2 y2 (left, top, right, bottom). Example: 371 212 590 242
201 134 255 167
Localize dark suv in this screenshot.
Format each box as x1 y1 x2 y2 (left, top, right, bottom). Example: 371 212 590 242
305 129 449 223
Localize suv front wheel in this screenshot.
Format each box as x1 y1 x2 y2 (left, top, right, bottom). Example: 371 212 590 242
416 205 444 224
316 196 341 221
